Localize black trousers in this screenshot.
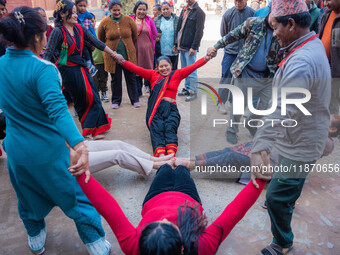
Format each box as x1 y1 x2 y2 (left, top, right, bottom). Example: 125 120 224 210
143 164 201 206
149 100 180 152
93 64 108 93
110 64 139 105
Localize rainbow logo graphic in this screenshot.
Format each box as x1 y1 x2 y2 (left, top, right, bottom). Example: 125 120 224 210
198 82 222 106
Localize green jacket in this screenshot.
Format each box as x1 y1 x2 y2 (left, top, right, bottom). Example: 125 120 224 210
309 0 321 34
214 17 282 78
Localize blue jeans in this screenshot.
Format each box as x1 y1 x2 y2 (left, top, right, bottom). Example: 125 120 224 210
219 53 237 104
180 50 197 92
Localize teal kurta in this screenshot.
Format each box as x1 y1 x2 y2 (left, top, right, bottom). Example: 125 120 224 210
0 49 85 220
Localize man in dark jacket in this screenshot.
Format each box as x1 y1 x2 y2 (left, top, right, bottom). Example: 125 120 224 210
175 0 205 101
320 0 340 114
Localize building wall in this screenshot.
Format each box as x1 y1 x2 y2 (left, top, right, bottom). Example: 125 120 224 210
6 0 102 13
6 0 33 12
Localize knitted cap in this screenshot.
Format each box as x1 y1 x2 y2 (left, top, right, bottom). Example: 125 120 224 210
271 0 309 17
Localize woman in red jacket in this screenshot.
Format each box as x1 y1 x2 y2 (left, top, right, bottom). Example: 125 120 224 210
76 162 266 255
115 53 213 157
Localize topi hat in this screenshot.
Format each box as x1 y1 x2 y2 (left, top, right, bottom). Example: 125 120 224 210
271 0 309 17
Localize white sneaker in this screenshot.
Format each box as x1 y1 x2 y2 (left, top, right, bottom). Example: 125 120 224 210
217 103 228 115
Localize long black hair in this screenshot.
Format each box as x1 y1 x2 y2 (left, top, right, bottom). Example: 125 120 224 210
139 202 208 255
0 6 46 48
54 0 74 27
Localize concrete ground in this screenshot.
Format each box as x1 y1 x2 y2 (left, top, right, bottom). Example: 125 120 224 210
1 14 340 255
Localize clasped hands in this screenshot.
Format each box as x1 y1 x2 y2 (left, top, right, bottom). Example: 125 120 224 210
250 151 273 189
206 47 217 60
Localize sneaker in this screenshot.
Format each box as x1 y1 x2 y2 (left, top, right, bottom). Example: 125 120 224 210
112 103 119 109
89 64 98 77
226 131 238 144
101 92 109 102
178 88 190 96
133 102 141 108
217 103 228 115
145 86 150 93
245 122 257 137
185 92 197 102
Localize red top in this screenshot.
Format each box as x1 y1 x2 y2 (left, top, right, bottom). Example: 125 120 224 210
77 174 265 255
123 57 208 101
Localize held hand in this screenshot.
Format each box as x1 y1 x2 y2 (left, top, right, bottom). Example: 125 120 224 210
250 151 272 189
172 45 178 54
109 51 117 60
115 54 125 65
189 48 196 57
155 32 161 42
67 143 91 183
207 47 217 57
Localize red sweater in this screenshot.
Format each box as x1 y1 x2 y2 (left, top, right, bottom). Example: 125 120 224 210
123 57 208 100
77 174 265 255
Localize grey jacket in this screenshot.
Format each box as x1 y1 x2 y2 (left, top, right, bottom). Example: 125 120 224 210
220 6 255 55
251 32 331 162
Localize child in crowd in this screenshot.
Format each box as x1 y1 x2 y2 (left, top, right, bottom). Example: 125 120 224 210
152 4 161 19
75 0 97 76
91 13 109 102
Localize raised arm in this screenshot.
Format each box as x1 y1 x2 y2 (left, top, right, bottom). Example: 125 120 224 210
82 25 106 51
214 17 257 50
198 180 266 253
176 57 208 80
122 60 155 81
77 174 138 253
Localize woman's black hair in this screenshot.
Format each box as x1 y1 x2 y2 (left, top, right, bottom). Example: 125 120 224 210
54 0 74 27
139 222 182 255
274 12 311 28
75 0 87 5
156 56 172 67
161 1 172 7
33 6 45 12
108 0 122 9
133 1 148 14
139 202 207 255
0 0 6 6
0 6 47 48
153 4 161 11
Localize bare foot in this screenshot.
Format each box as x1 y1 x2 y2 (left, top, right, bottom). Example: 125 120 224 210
93 134 106 140
152 153 174 162
174 158 191 169
153 158 176 170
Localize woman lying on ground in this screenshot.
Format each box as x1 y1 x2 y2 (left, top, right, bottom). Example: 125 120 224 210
72 157 267 254
114 52 216 157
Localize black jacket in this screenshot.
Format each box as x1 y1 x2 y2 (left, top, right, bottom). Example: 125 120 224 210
176 2 205 51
